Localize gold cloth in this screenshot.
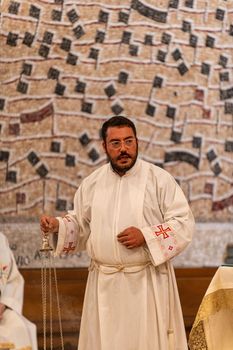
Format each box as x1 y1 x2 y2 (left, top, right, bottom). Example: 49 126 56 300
189 266 233 350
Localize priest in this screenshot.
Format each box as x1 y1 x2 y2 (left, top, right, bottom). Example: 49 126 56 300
40 115 195 350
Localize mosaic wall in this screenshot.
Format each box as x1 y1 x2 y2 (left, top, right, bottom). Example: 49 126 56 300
1 0 233 223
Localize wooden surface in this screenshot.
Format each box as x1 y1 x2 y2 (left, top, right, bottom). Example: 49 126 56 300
21 267 217 349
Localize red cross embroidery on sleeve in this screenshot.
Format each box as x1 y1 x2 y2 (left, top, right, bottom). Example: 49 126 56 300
154 224 171 239
63 242 76 253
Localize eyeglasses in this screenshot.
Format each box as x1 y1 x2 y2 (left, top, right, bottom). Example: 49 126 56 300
108 138 136 149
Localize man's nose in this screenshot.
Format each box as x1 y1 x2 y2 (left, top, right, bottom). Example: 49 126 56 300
119 141 127 151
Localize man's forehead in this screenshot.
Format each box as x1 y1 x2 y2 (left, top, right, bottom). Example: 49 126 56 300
106 126 134 139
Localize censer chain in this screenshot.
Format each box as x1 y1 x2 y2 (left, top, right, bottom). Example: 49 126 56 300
40 235 64 350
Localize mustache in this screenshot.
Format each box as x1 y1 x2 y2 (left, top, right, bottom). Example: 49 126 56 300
117 152 131 160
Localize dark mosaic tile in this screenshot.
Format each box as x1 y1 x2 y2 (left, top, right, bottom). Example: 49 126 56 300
50 141 61 153
0 150 10 162
73 25 85 39
29 5 40 19
6 32 18 46
192 136 202 148
219 71 229 82
22 63 33 76
81 101 93 114
0 99 5 110
118 11 129 24
111 103 123 115
220 87 233 100
67 9 79 23
171 130 182 143
224 102 233 114
201 62 210 76
172 48 182 61
153 76 163 88
129 44 139 56
215 8 225 21
55 83 66 96
206 35 215 48
189 34 198 47
121 31 132 44
144 34 153 45
17 81 28 94
75 81 86 93
88 48 99 60
66 53 78 65
60 37 72 51
23 32 34 47
225 140 233 152
48 67 60 80
38 44 50 58
219 55 228 68
43 31 53 45
51 9 62 22
212 162 222 176
184 0 194 8
168 0 179 8
27 151 40 166
230 25 233 36
207 149 217 162
157 50 167 62
65 154 75 166
118 71 129 84
182 20 192 32
166 106 176 119
88 148 100 162
177 62 188 75
104 84 116 98
146 104 156 117
98 10 109 23
8 1 20 15
36 164 49 178
161 32 172 44
79 133 90 146
95 30 105 43
6 170 17 183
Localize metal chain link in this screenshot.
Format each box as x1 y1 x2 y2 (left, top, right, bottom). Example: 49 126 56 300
40 235 64 350
41 254 47 350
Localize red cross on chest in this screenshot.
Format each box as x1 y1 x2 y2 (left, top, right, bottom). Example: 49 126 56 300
63 242 76 253
154 224 171 239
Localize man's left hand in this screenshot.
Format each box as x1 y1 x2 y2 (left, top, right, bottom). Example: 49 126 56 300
117 226 145 249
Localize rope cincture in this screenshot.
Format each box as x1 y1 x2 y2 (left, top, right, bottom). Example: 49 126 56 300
89 259 152 274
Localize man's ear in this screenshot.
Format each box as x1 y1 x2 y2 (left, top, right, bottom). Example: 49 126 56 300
102 141 107 152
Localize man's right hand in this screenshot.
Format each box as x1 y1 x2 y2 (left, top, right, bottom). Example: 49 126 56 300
40 215 59 234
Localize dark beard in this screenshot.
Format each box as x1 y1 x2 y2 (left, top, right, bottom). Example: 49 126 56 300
110 156 137 175
108 148 138 175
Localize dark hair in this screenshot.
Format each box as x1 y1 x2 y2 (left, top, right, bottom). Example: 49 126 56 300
101 116 137 142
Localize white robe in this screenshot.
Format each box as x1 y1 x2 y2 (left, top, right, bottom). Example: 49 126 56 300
54 159 195 350
0 232 38 350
